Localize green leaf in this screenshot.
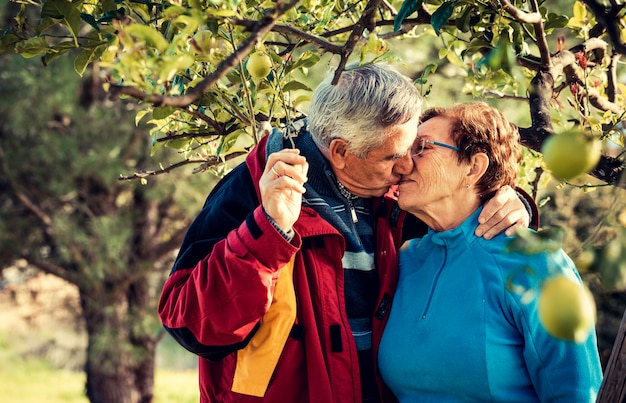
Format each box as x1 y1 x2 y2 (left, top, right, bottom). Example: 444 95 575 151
74 45 107 76
36 17 58 35
464 38 491 57
136 109 151 126
415 63 437 84
102 0 117 13
394 0 423 32
15 37 50 58
171 15 201 37
0 32 21 54
216 131 243 155
431 1 458 35
163 5 189 20
125 24 169 53
41 0 82 45
294 94 311 107
42 41 76 66
151 136 165 155
544 13 570 31
455 5 474 33
573 1 587 21
282 81 312 92
206 8 239 17
159 54 194 83
80 13 100 32
226 70 243 84
166 137 191 150
153 106 177 120
284 52 320 74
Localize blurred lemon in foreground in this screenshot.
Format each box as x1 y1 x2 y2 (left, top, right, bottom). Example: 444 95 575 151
538 275 596 343
247 52 272 79
541 129 601 180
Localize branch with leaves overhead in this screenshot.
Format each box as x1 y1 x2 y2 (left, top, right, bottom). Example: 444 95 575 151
1 0 624 187
492 0 624 187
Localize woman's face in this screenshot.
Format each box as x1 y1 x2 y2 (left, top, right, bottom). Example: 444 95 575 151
397 116 469 216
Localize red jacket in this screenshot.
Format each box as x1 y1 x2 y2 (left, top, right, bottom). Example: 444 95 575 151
158 133 406 402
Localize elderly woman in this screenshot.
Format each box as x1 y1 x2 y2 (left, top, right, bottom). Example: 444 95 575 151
377 102 602 402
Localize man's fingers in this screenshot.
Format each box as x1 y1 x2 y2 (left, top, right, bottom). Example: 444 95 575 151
476 185 530 239
266 150 308 183
480 213 524 240
504 218 529 237
478 186 512 224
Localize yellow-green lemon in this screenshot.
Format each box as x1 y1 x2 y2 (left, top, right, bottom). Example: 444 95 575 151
247 52 272 79
538 275 596 343
541 129 601 181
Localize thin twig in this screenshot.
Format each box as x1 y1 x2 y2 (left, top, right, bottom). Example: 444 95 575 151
118 152 247 181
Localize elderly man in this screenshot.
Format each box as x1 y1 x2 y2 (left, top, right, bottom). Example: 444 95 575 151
158 64 533 403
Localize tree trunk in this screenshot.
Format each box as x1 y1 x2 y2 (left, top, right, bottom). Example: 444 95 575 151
81 282 156 403
597 308 626 403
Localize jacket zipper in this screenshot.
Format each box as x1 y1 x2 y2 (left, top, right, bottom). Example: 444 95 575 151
348 199 358 223
420 240 448 319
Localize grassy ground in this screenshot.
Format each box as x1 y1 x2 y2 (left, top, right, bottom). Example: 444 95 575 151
0 332 199 403
0 270 200 402
0 355 199 403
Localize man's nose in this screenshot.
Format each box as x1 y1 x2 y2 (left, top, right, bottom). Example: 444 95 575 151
394 153 415 175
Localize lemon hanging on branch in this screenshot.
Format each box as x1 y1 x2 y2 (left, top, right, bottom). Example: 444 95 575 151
246 51 272 79
538 274 596 343
541 129 602 181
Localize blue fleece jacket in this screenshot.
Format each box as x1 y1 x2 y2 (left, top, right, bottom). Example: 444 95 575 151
378 208 603 402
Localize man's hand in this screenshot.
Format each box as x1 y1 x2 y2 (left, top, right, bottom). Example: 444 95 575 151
259 148 309 233
476 185 530 240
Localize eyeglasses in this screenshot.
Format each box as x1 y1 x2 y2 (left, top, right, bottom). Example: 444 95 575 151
412 137 460 157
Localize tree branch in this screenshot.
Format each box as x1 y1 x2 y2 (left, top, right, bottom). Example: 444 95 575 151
528 0 552 67
522 66 624 187
183 106 224 134
233 20 344 53
552 50 625 115
498 0 542 24
569 37 608 62
606 54 620 103
0 145 52 227
108 0 299 107
151 226 189 263
498 0 550 67
526 69 555 142
581 0 626 54
118 152 247 181
332 0 383 85
20 253 82 286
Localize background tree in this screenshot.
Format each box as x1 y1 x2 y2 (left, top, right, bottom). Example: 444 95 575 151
0 52 213 402
1 0 625 401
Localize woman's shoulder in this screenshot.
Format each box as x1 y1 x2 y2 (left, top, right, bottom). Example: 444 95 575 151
474 230 576 280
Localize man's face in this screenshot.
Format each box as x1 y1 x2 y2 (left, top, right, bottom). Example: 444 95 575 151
333 115 419 198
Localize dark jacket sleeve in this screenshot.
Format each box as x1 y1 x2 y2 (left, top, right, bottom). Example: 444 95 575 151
516 186 540 230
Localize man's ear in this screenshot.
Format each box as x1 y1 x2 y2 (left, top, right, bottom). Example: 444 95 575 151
328 139 349 169
467 152 489 186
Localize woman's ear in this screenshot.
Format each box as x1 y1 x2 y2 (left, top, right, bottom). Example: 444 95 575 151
467 152 489 186
328 139 349 169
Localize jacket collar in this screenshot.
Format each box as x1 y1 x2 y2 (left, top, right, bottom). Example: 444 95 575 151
428 206 483 246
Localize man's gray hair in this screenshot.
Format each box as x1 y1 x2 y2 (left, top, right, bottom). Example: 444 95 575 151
308 63 422 158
